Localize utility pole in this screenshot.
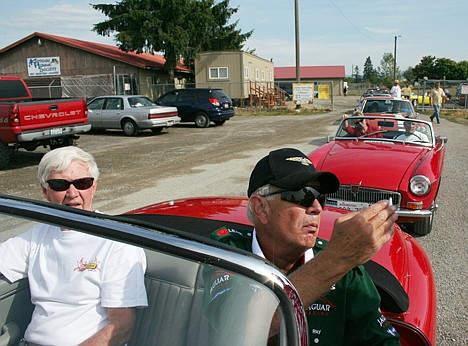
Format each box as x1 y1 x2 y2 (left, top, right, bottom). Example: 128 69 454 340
393 35 401 81
295 0 300 82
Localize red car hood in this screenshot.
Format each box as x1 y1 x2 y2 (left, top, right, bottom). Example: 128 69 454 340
128 196 435 345
315 141 426 190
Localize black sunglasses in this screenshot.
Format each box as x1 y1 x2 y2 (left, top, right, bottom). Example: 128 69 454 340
46 178 94 191
266 187 326 208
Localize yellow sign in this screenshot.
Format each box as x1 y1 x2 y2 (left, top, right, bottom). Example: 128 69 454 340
318 85 329 99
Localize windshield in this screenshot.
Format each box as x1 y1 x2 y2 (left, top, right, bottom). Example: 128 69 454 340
0 199 303 346
128 96 155 107
363 99 414 117
336 116 433 144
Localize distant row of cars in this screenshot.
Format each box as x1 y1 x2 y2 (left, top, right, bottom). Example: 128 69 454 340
313 92 447 236
86 88 235 136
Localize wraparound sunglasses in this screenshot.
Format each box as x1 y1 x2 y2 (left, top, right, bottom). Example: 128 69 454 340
46 178 94 191
265 186 326 208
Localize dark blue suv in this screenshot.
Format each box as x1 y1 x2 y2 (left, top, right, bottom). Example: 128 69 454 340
156 88 235 128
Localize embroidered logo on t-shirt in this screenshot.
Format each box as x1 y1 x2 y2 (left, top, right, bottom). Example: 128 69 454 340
74 257 100 272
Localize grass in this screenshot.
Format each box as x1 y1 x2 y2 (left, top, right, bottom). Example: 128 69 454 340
417 108 468 125
234 105 331 116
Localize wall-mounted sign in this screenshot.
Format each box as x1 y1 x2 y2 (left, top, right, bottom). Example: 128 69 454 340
27 57 61 77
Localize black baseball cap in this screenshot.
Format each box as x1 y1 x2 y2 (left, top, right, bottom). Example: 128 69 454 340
247 148 340 197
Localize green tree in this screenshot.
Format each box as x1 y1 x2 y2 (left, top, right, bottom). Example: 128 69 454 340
353 66 361 82
411 56 468 80
92 0 252 82
402 66 415 84
378 53 400 86
362 57 374 81
363 56 379 84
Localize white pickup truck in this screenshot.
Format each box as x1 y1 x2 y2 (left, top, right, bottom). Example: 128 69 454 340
87 95 180 136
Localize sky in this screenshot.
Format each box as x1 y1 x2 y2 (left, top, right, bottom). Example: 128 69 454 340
1 0 467 77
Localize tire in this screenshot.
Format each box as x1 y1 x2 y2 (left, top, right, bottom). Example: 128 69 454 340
122 119 139 136
213 120 226 126
49 137 75 150
407 215 433 236
151 127 164 133
0 143 13 169
195 113 210 128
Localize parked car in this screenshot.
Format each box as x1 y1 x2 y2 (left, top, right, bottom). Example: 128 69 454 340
309 115 447 236
155 88 235 128
409 92 431 107
0 76 90 168
0 194 436 346
87 95 180 136
356 96 417 118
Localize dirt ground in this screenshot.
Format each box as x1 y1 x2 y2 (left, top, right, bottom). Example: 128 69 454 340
1 96 357 214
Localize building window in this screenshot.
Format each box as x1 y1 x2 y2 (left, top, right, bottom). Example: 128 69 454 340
269 71 273 82
255 69 260 80
261 70 265 81
244 66 249 79
209 67 228 79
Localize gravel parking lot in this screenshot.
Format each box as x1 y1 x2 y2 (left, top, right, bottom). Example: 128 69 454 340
0 96 466 345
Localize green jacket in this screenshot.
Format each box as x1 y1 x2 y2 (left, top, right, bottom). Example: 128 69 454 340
205 226 400 346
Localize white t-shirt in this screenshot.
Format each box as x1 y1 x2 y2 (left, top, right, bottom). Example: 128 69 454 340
395 131 429 142
0 224 148 345
390 85 402 99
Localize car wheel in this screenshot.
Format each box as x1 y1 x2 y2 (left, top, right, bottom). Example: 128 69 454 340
195 113 210 128
213 120 226 126
122 119 139 136
49 137 75 150
412 99 418 107
0 142 13 169
151 127 164 133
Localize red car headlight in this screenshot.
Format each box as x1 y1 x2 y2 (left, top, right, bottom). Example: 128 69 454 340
409 175 431 196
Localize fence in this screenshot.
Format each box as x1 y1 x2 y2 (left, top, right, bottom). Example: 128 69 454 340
26 74 353 110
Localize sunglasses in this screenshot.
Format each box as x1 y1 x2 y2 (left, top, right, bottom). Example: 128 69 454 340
266 187 326 208
46 177 94 191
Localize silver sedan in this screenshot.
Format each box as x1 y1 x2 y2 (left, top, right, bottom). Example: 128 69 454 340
87 95 180 136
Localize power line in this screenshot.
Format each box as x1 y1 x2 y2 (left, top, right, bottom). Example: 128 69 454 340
329 0 380 42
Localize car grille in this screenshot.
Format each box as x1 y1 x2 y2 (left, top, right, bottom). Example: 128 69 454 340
326 186 401 208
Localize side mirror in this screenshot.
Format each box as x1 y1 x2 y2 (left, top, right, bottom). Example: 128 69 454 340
436 136 448 144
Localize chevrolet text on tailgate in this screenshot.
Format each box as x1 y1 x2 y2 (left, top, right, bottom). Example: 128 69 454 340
0 76 91 168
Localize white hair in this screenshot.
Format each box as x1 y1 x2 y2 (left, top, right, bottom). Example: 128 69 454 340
37 147 99 186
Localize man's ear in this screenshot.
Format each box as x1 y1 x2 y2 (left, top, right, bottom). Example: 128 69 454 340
41 184 48 199
250 195 269 224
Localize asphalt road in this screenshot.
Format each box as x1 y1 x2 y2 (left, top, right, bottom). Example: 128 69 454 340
0 96 466 345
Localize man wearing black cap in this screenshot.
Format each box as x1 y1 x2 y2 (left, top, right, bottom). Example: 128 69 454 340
205 148 399 345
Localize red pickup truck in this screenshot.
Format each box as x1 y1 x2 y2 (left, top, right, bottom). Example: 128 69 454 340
0 76 91 168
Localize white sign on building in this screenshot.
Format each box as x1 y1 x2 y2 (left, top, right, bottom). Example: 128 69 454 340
27 57 61 77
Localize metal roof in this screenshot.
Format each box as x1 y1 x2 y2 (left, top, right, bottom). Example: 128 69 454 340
274 65 345 79
0 32 190 73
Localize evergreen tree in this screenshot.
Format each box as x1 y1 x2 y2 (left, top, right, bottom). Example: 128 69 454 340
92 0 252 82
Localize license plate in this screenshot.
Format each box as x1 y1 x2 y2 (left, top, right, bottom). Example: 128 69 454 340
336 200 369 211
50 128 63 135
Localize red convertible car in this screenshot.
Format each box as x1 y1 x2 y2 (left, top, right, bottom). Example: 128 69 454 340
309 115 447 235
0 194 436 345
